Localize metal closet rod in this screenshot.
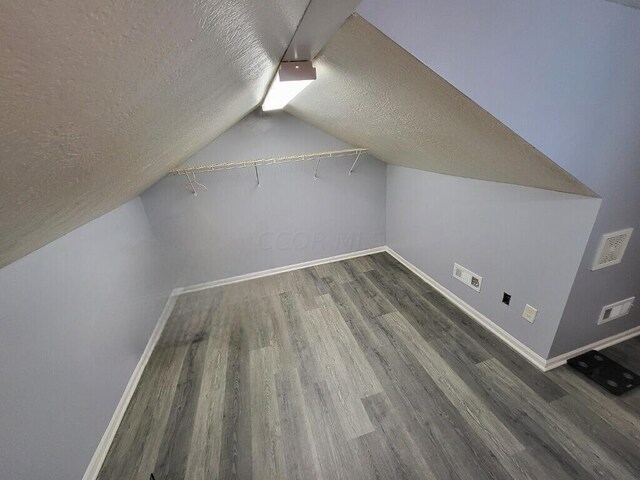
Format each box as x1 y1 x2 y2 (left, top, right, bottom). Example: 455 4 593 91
170 147 368 175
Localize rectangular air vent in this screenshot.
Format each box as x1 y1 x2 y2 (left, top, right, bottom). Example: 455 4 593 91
591 228 633 271
453 263 482 292
598 297 635 325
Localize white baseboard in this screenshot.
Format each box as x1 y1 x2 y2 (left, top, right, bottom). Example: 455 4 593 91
386 247 640 372
82 247 385 478
384 247 550 371
177 246 388 295
544 325 640 370
82 288 181 480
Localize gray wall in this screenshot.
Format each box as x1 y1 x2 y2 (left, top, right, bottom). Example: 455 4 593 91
386 166 600 358
141 111 386 287
0 198 175 480
359 0 640 356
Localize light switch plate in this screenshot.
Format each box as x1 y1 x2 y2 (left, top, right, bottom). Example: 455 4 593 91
523 304 537 323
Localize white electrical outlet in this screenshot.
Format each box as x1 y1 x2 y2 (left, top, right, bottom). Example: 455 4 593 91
452 263 482 292
523 304 537 323
598 297 635 325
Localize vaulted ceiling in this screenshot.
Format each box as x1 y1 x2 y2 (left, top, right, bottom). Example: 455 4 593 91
1 1 597 268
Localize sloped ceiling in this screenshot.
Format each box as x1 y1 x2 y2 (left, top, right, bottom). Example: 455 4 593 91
283 0 362 61
0 0 309 267
286 14 596 198
1 2 598 268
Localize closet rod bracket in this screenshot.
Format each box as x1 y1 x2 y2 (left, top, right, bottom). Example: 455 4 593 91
349 151 362 175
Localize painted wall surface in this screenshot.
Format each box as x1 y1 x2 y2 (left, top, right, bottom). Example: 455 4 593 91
141 111 386 287
0 198 175 480
359 0 640 355
386 166 601 357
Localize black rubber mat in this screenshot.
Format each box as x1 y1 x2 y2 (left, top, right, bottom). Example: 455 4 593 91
567 350 640 396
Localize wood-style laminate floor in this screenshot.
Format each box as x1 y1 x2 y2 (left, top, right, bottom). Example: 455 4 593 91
98 252 640 480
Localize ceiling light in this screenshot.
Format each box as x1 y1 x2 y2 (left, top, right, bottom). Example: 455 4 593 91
262 61 316 111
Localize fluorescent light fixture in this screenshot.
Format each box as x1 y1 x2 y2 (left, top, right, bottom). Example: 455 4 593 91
262 61 316 111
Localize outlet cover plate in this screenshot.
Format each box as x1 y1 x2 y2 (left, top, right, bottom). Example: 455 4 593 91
523 304 537 323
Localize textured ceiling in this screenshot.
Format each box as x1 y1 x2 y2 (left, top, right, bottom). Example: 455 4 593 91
286 15 596 197
0 0 309 267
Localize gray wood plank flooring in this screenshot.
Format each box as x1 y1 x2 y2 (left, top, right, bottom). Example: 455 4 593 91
97 253 640 480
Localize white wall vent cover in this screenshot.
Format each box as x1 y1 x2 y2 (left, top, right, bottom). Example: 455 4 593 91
598 297 635 325
592 228 633 271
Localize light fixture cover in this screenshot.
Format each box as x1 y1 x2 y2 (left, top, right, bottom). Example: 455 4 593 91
262 61 316 111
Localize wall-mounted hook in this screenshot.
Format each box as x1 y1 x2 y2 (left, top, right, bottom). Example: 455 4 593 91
348 151 362 175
